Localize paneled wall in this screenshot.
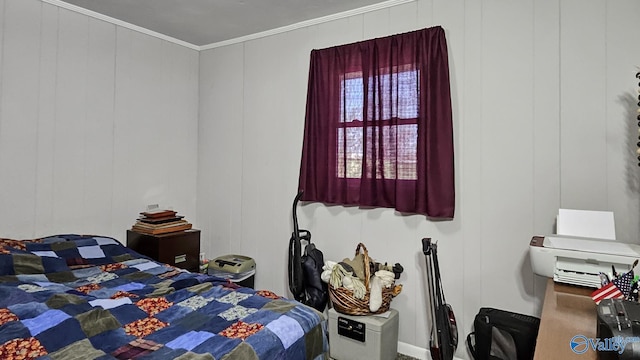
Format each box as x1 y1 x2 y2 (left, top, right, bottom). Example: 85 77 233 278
2 0 639 358
198 0 640 358
0 0 199 241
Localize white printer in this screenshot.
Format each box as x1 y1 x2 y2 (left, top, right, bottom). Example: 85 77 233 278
529 235 640 288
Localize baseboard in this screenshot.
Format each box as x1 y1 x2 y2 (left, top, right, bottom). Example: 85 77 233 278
398 341 465 360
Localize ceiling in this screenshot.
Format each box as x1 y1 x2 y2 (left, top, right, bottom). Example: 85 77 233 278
57 0 395 47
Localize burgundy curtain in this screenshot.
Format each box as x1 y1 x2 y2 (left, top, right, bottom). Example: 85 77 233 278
298 26 454 218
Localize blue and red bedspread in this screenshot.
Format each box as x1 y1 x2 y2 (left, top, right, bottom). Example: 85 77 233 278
0 234 327 359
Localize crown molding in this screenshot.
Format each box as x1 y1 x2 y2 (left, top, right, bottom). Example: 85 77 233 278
200 0 416 50
42 0 416 51
41 0 201 50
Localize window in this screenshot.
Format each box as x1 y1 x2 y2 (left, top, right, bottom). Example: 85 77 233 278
298 26 455 218
338 67 419 180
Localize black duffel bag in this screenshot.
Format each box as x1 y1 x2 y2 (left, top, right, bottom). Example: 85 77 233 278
467 307 540 360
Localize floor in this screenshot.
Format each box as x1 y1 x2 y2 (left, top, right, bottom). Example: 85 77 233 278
396 354 420 360
330 355 419 360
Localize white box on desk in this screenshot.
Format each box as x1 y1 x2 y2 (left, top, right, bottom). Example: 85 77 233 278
328 307 399 360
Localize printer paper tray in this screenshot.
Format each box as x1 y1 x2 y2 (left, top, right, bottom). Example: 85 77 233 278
553 256 630 288
554 269 600 288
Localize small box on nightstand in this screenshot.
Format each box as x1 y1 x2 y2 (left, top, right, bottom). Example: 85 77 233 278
126 229 200 272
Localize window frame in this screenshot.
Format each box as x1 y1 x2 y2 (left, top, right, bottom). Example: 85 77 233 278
336 66 420 181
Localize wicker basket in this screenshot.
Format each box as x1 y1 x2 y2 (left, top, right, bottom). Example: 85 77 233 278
329 243 401 316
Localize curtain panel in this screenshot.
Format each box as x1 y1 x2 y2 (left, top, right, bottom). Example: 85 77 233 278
298 26 454 218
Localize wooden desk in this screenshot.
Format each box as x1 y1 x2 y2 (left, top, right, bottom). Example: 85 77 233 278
534 278 597 360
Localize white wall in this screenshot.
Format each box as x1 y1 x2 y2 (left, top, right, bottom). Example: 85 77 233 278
198 0 640 358
0 0 199 241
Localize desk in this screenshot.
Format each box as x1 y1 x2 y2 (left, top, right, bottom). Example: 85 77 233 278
534 278 597 360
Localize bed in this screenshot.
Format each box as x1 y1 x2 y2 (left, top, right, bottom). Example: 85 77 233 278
0 234 328 360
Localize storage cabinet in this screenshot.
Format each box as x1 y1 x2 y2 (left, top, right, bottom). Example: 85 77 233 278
126 229 200 272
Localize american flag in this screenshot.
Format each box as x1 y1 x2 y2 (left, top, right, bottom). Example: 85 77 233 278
613 270 634 298
591 270 634 305
591 282 623 305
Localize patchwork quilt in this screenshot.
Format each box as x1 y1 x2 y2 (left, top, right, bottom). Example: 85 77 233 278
0 235 327 360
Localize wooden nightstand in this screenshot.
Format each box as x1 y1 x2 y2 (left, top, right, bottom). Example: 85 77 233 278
126 229 201 272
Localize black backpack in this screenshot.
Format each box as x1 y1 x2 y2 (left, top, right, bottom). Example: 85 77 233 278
467 307 540 360
287 191 328 312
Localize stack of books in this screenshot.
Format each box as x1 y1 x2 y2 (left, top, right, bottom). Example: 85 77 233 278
131 209 193 235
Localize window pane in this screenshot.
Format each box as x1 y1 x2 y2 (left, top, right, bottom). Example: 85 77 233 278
367 70 418 120
341 76 364 123
396 124 417 180
341 69 418 123
365 124 417 180
337 127 363 178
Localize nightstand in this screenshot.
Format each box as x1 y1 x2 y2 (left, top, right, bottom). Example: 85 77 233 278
126 229 201 272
